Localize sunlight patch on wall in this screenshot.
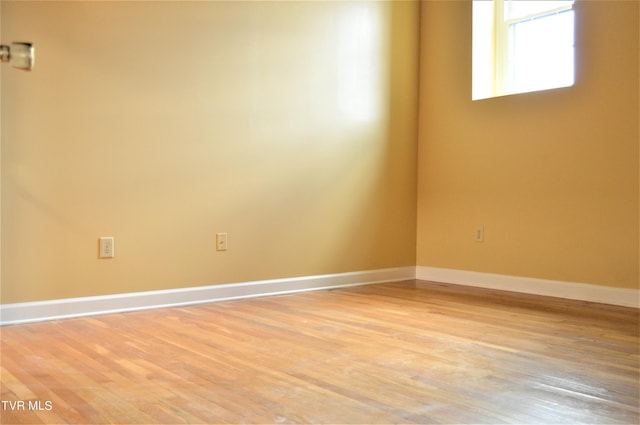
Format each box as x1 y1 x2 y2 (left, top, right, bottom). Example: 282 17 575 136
336 3 384 123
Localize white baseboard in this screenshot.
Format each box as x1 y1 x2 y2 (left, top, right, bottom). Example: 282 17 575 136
3 265 636 325
416 266 640 308
0 267 416 326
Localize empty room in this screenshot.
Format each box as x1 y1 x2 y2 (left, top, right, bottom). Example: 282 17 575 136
1 0 638 424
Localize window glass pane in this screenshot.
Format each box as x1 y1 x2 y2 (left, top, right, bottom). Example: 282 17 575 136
506 0 573 20
510 9 574 93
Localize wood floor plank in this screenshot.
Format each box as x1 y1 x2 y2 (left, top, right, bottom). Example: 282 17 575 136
1 280 638 424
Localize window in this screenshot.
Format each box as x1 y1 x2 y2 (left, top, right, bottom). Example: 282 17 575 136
473 0 575 100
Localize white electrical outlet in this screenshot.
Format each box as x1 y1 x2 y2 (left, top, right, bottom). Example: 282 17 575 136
475 226 484 243
99 237 115 258
216 233 228 251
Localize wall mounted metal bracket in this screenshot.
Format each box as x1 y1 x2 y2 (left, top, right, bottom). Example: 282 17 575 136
0 42 35 70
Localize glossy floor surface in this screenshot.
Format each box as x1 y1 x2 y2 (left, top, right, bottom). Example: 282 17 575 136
1 281 639 424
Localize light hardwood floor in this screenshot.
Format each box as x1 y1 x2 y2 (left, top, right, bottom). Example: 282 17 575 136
1 280 638 424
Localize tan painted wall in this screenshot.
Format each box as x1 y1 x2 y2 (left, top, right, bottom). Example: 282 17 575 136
4 0 636 305
1 0 420 303
417 0 639 288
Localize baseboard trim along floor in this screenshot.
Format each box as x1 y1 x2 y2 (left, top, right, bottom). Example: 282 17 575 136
2 266 638 325
416 266 639 309
0 267 416 326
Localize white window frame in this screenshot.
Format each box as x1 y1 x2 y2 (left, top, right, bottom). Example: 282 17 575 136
490 0 575 97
